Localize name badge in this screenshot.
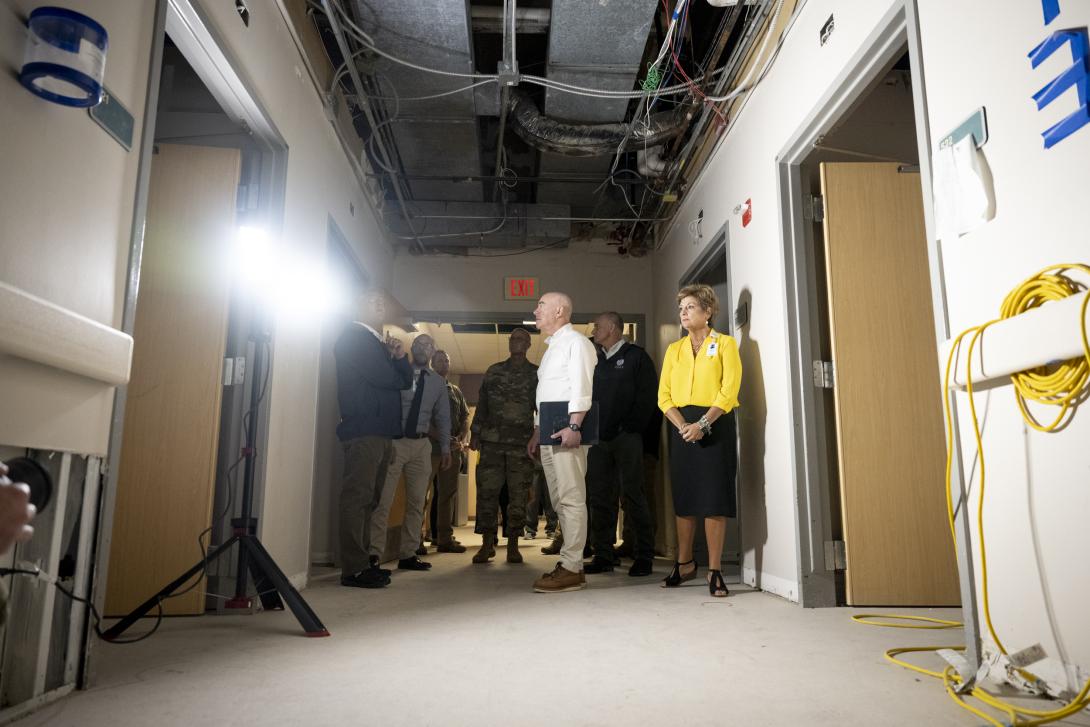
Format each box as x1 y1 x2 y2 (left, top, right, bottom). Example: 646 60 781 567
707 342 717 357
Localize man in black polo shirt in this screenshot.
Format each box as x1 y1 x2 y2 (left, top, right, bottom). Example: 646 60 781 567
334 289 413 589
585 312 658 577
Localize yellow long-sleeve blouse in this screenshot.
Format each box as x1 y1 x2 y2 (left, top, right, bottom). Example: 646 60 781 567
658 329 742 413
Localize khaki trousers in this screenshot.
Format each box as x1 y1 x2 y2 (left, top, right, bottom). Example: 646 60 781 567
370 437 433 561
540 444 589 572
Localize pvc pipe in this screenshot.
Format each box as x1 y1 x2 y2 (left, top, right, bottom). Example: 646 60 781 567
940 291 1090 387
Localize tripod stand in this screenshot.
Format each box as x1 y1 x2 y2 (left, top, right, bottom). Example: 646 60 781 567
103 329 328 640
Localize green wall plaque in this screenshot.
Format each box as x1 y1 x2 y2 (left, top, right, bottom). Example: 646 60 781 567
88 86 134 151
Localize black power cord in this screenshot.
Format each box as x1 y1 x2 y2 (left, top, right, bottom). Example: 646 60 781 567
0 567 163 644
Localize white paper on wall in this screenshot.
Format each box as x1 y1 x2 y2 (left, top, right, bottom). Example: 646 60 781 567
933 136 995 241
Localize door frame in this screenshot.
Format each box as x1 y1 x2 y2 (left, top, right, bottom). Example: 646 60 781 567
679 222 733 333
91 0 288 685
774 0 979 663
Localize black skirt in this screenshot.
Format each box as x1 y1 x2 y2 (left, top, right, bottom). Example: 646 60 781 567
668 406 737 518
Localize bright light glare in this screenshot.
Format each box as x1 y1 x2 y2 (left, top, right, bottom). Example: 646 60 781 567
232 225 347 322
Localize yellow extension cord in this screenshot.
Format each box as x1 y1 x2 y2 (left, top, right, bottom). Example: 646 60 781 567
855 264 1090 727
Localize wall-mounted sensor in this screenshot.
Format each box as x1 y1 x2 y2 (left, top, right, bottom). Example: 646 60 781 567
19 7 108 107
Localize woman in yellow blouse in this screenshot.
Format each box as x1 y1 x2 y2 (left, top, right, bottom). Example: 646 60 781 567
658 284 742 597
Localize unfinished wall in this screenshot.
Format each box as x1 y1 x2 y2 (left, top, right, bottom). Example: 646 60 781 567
918 0 1090 692
651 0 904 601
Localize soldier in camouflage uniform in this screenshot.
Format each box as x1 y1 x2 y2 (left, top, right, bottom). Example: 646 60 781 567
468 328 538 564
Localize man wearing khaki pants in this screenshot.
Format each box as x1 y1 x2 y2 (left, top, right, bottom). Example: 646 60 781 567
527 292 598 593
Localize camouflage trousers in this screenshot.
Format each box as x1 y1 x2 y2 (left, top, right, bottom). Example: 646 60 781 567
474 442 534 536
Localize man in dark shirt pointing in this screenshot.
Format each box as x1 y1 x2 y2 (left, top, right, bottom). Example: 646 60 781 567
334 289 413 589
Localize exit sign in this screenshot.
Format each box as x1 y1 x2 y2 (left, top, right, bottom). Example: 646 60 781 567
504 277 538 300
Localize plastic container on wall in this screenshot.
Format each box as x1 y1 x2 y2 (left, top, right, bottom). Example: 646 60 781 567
18 6 108 108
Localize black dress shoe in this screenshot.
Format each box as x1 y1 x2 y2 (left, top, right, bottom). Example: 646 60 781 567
584 556 615 574
398 556 432 571
341 569 389 588
369 557 392 577
628 558 653 577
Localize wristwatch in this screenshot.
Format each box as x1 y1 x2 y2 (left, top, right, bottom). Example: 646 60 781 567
568 422 582 432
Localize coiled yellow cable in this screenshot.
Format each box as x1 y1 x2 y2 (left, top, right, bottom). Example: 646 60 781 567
861 264 1090 726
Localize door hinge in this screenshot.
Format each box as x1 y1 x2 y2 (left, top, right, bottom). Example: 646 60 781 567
824 540 846 570
807 194 825 222
224 356 246 386
812 360 835 389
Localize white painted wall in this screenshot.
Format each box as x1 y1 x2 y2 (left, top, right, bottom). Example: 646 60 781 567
918 0 1090 691
651 0 905 602
390 241 655 320
0 0 156 454
1 0 392 586
654 0 1089 692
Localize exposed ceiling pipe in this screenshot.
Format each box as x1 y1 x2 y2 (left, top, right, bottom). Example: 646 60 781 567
320 0 427 254
506 89 685 157
637 146 668 177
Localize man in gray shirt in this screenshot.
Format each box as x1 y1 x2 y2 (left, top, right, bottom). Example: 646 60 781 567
369 334 452 571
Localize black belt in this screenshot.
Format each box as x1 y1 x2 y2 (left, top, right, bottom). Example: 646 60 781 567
402 433 428 440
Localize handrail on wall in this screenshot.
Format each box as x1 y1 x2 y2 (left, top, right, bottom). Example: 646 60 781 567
0 282 133 386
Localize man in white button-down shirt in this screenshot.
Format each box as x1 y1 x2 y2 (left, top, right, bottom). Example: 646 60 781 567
526 292 598 593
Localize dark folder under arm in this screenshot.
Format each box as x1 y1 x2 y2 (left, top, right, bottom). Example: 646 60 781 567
538 401 599 445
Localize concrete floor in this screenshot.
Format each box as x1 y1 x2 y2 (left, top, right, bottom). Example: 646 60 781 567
20 528 1010 726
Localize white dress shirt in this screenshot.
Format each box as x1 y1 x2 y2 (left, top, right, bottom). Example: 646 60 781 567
536 323 597 414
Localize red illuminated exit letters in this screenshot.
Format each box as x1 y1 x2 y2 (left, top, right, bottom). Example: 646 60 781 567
504 277 538 300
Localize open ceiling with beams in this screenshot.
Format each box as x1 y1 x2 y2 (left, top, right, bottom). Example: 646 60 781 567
306 0 776 257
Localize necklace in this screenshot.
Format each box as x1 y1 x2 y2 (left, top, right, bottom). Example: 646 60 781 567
689 329 708 355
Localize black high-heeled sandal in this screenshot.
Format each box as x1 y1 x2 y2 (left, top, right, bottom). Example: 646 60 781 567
661 559 697 588
707 569 729 597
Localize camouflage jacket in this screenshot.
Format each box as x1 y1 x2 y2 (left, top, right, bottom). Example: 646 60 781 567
471 357 538 447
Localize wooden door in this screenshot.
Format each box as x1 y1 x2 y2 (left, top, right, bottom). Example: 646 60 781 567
105 144 241 616
820 162 959 606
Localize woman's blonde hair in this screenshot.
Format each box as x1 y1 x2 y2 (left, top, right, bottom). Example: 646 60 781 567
677 284 719 322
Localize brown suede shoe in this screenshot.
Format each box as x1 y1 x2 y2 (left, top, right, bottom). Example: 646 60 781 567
532 564 586 593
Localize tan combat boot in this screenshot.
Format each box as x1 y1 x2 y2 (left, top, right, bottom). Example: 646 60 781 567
472 533 496 564
506 534 523 563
